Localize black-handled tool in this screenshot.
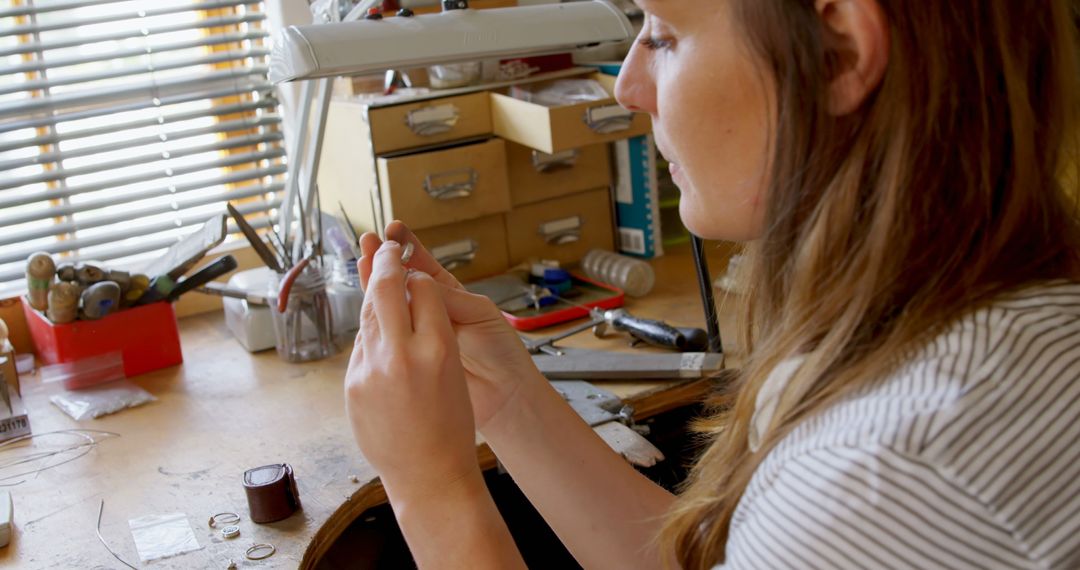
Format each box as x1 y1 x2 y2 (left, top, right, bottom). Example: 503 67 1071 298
166 255 239 301
523 306 710 355
596 309 708 351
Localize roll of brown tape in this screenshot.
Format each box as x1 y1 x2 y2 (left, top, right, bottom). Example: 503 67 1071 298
243 463 301 524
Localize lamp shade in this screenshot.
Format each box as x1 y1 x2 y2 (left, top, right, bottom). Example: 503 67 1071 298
269 0 634 83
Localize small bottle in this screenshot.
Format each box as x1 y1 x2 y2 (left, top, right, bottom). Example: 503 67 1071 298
581 249 656 298
327 257 364 346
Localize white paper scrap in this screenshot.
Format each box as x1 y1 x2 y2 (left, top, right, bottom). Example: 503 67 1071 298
129 512 202 562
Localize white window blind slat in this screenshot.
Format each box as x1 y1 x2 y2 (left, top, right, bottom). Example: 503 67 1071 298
0 67 271 120
0 106 278 154
0 114 280 171
0 133 283 191
1 196 282 263
0 166 286 228
0 212 279 284
1 148 285 208
0 48 271 96
0 81 273 134
0 0 283 296
0 0 260 37
5 31 268 76
0 13 267 58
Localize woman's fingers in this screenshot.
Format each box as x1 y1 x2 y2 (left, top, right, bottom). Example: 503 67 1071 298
385 220 465 291
358 232 383 294
437 282 504 326
363 240 412 341
406 271 456 340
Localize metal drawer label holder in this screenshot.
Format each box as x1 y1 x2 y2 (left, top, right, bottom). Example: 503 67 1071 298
531 148 580 173
539 215 583 245
406 103 460 137
431 238 478 271
423 167 477 200
583 105 633 134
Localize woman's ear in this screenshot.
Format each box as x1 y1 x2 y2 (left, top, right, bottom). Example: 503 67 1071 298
817 0 890 115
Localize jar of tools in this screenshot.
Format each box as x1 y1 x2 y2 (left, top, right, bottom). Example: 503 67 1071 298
269 263 338 363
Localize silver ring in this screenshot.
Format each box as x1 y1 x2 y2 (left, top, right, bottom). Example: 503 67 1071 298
208 512 240 528
221 525 241 539
246 543 276 560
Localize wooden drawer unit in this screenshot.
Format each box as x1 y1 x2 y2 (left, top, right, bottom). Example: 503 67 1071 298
414 214 510 282
491 73 651 154
504 187 614 265
507 142 611 207
376 138 510 231
369 92 492 155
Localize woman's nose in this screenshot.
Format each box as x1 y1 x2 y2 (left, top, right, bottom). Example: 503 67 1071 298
614 44 657 115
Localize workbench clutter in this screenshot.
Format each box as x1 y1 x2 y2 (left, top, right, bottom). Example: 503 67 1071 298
20 252 239 380
0 318 29 444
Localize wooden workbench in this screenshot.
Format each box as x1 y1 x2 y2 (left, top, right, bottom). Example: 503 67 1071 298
0 242 737 569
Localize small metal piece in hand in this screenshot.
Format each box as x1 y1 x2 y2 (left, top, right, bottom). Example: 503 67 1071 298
246 543 276 560
208 512 240 528
400 242 415 265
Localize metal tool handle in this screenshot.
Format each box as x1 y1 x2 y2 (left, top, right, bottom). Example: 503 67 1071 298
431 239 478 271
538 215 583 245
423 167 477 200
531 148 579 173
406 103 460 136
582 104 633 134
607 309 688 351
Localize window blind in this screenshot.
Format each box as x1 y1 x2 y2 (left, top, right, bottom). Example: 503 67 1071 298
0 0 283 295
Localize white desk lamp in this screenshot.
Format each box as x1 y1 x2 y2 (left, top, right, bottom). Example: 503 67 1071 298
268 0 634 254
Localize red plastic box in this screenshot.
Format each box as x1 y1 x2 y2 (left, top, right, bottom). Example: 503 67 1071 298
22 298 183 378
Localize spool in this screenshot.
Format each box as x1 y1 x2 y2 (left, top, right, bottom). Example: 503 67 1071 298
47 282 80 324
122 274 150 307
56 263 77 282
26 253 55 311
75 263 106 285
80 281 121 320
108 270 132 293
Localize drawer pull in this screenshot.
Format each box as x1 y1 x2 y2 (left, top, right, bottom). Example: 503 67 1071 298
423 168 477 200
431 239 478 271
583 105 633 134
531 148 580 173
406 103 460 137
539 215 583 245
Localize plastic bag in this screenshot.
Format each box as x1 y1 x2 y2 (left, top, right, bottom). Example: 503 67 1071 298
49 379 156 420
510 79 611 107
129 512 202 563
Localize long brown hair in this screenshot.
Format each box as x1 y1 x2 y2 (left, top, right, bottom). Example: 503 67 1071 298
663 1 1080 568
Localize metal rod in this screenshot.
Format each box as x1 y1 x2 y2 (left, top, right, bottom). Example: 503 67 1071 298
690 234 723 353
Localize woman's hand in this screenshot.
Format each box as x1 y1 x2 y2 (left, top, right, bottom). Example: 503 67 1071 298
358 221 547 433
344 240 479 496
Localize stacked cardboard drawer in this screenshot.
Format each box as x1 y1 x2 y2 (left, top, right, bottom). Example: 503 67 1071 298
319 71 650 282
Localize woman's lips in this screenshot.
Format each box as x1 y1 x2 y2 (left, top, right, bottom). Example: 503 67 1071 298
669 161 684 185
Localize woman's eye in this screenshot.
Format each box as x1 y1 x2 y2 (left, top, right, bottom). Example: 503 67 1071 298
639 36 674 51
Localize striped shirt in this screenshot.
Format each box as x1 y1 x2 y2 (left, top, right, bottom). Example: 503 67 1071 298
718 282 1080 569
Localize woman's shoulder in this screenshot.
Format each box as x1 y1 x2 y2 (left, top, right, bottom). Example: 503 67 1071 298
740 281 1080 567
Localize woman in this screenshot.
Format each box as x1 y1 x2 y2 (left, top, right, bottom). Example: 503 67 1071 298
345 0 1080 567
